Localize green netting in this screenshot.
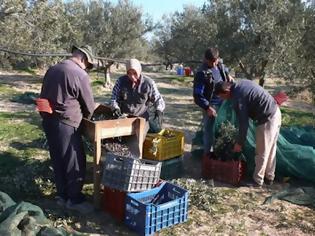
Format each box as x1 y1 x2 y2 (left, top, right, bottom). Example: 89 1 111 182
10 92 39 104
192 100 315 183
263 187 315 207
0 191 86 236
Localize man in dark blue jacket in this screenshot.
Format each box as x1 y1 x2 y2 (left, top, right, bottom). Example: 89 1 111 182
214 80 281 187
193 47 233 155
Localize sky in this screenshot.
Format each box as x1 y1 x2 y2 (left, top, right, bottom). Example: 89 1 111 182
110 0 207 23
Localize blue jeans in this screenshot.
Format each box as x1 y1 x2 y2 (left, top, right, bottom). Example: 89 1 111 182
202 105 220 154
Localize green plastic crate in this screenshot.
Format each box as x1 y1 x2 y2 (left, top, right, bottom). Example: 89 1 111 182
160 156 183 180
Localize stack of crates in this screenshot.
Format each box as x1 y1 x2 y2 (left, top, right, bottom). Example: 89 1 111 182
101 129 189 234
101 153 162 222
143 129 185 179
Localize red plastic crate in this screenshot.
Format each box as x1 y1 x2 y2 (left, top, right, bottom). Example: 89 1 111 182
101 186 126 222
202 153 246 185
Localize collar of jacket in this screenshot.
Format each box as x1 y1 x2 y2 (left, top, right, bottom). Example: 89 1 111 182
136 74 145 93
201 62 211 70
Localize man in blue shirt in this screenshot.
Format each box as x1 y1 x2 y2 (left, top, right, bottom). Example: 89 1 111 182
214 80 281 187
193 47 233 155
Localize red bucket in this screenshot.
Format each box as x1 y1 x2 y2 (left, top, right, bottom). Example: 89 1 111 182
184 67 191 76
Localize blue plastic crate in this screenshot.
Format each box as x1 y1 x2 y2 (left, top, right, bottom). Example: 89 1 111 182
125 182 189 236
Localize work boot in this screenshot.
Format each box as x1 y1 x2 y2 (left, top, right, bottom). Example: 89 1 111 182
243 180 263 189
264 178 274 186
66 200 94 214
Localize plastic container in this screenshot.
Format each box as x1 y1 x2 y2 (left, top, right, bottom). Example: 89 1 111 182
125 182 189 236
101 186 126 222
160 156 183 180
176 67 184 76
202 153 246 185
143 129 184 161
184 67 191 76
102 153 162 192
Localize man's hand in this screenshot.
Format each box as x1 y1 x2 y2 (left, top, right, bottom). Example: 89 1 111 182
113 107 122 118
206 107 217 117
233 143 242 152
227 75 234 82
155 110 163 127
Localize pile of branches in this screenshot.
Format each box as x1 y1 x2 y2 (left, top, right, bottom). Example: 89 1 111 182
172 178 218 213
214 121 241 161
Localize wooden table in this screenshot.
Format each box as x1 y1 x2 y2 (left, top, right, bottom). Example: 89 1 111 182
82 104 145 207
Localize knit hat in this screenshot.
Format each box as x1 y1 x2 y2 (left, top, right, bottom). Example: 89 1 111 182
72 45 95 69
126 58 142 77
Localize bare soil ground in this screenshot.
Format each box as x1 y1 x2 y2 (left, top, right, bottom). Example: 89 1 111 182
0 70 314 236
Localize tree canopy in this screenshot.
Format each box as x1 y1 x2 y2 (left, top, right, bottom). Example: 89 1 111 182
0 0 154 67
0 0 314 101
152 0 315 100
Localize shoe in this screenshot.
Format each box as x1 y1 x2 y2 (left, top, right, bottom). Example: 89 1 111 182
243 180 263 188
66 200 94 214
55 196 67 207
264 178 274 186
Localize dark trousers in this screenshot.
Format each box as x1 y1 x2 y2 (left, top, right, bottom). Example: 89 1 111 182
42 117 86 204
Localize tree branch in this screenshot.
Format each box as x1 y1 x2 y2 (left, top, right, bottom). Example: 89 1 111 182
238 60 252 80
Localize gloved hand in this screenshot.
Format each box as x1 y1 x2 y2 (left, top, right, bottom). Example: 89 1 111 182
113 107 122 118
154 110 163 127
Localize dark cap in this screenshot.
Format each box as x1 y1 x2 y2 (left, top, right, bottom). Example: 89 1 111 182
72 45 95 69
213 81 233 95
